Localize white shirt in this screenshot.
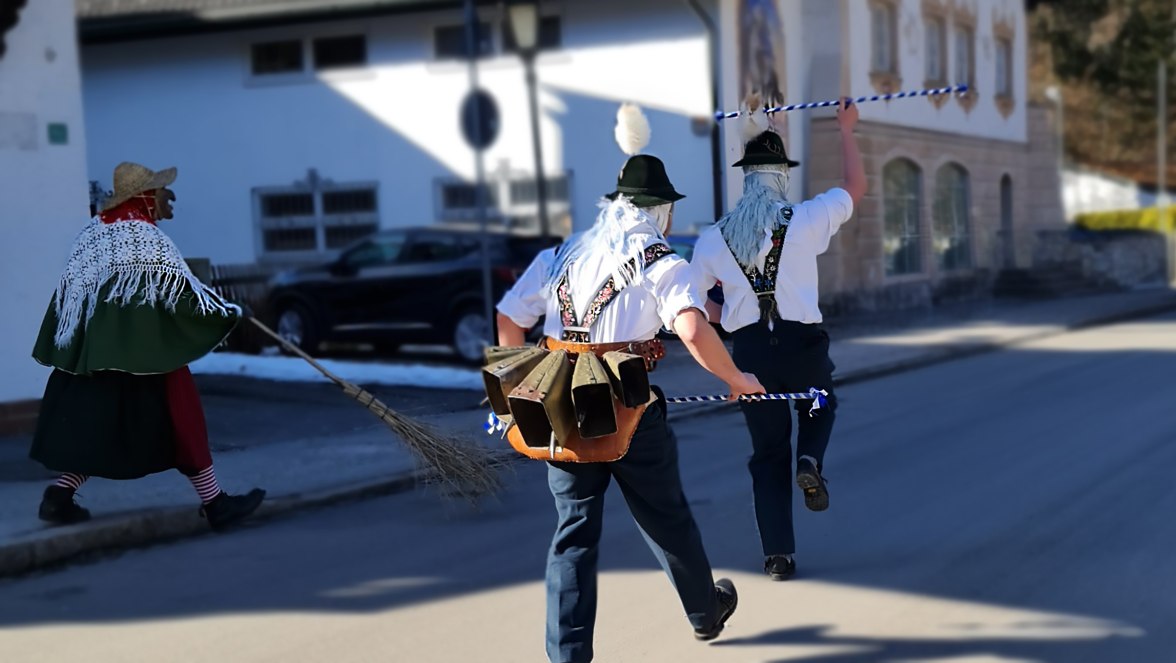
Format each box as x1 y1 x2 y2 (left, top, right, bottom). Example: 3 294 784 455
692 187 854 331
497 222 707 343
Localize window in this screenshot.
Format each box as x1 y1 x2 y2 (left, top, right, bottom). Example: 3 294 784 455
434 22 492 59
933 164 972 271
439 182 497 213
883 159 923 277
404 233 481 263
313 35 366 70
953 25 974 87
342 234 407 269
257 182 379 258
503 16 562 53
509 174 569 205
995 38 1013 97
870 2 896 74
925 16 947 84
252 40 303 75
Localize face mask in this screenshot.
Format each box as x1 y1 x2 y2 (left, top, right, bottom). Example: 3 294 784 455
154 188 176 220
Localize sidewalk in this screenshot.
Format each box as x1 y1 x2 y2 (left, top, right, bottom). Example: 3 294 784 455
2 288 1174 577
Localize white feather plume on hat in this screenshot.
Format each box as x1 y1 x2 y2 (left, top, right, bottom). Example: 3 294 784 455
614 103 650 156
740 91 774 143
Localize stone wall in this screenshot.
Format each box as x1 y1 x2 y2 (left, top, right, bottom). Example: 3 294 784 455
1035 230 1169 289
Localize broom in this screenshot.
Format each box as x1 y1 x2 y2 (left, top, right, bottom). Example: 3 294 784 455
245 316 510 504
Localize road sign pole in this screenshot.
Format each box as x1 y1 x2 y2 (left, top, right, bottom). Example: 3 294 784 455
464 0 496 347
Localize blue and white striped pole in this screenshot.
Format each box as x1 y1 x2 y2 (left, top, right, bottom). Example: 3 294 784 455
484 387 830 434
715 84 969 120
665 388 829 417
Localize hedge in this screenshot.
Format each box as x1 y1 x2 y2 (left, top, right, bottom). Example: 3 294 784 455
1075 206 1176 233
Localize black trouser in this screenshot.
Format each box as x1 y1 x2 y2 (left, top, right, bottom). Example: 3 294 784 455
731 320 837 556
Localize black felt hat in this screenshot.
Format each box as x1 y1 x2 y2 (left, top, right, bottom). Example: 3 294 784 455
605 154 686 208
732 130 800 168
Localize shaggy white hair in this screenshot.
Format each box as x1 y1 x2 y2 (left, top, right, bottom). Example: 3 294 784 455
717 164 792 270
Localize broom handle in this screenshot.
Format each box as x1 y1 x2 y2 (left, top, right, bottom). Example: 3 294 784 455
246 316 350 388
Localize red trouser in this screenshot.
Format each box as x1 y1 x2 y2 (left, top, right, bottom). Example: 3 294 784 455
164 367 213 476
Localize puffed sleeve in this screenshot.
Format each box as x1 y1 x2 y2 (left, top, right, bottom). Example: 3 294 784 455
496 247 556 329
644 253 709 329
790 187 854 254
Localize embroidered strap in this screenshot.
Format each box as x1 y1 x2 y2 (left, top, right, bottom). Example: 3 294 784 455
557 244 675 343
727 206 793 323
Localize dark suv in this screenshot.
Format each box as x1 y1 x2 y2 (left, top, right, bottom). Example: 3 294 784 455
266 226 559 363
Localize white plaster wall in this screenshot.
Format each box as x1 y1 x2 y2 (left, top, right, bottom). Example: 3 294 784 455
1062 168 1147 219
80 0 715 264
845 0 1028 143
0 0 90 402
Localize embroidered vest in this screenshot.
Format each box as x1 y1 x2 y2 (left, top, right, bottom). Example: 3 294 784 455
556 244 675 343
725 205 793 323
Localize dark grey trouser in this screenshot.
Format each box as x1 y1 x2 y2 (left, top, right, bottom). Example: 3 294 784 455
544 388 718 663
732 320 838 556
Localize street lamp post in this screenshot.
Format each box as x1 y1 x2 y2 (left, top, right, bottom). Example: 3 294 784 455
507 1 551 238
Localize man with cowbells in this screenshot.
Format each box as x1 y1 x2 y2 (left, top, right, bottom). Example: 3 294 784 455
30 162 266 531
691 97 865 581
495 104 765 662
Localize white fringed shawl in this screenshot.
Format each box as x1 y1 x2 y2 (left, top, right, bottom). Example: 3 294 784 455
51 218 233 348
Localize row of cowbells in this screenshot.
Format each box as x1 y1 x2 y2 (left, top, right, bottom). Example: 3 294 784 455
483 346 651 449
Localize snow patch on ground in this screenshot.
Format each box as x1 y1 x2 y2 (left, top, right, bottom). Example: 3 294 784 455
190 352 483 390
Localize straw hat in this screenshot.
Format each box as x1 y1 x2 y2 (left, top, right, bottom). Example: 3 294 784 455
101 162 177 211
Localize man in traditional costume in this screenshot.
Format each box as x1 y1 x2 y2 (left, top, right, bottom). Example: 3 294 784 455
493 105 764 663
31 162 266 531
691 98 865 581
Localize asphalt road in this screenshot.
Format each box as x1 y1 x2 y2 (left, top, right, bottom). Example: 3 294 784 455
1 313 1174 662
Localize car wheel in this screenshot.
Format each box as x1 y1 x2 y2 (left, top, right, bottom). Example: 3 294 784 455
451 307 491 364
276 303 319 354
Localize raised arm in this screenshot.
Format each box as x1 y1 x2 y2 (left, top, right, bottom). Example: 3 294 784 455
838 98 866 206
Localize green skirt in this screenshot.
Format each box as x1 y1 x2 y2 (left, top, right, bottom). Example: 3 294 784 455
30 369 178 480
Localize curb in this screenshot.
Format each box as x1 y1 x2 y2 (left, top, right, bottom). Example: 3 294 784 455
5 296 1173 579
667 296 1176 424
0 470 424 580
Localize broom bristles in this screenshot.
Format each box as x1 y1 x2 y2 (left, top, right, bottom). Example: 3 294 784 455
344 383 510 504
243 315 507 504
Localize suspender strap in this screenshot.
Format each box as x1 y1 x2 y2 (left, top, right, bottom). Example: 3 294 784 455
557 243 675 343
725 206 793 323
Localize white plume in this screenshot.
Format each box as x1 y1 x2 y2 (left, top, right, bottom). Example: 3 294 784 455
740 91 772 143
614 103 651 156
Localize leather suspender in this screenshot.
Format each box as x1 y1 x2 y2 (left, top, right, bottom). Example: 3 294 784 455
556 244 675 343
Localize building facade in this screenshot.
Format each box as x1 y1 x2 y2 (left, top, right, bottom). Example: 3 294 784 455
0 0 91 427
717 0 1064 312
78 0 719 266
77 0 1063 315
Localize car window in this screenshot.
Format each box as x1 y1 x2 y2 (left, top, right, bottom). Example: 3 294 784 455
342 234 406 269
403 233 480 263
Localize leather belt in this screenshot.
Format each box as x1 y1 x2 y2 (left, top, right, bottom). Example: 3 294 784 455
542 337 666 372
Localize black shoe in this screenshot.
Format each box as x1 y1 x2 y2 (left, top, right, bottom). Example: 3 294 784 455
200 489 265 532
38 485 91 525
796 458 829 512
694 578 738 641
765 554 796 581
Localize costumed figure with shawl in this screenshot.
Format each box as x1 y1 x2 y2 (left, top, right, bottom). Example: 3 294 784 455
31 162 266 531
488 104 765 662
690 95 866 580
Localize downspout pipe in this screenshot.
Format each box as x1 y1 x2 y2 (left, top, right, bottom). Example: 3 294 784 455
686 0 725 223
